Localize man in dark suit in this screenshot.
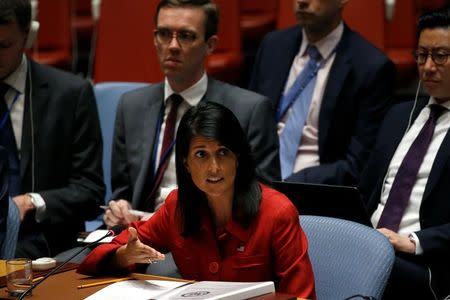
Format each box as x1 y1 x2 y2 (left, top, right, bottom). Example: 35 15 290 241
249 0 396 185
0 0 104 258
359 6 450 299
0 146 9 254
103 0 280 228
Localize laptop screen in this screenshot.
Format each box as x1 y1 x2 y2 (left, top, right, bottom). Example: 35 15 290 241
272 181 372 226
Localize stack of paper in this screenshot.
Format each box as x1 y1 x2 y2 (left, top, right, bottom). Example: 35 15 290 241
85 279 275 300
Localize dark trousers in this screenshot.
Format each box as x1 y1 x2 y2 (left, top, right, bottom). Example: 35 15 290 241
383 255 436 300
15 234 51 259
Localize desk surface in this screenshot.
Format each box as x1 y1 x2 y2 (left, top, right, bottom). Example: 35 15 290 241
0 269 298 300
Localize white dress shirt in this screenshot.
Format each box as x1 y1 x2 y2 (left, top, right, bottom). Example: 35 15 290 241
279 23 343 173
3 55 27 150
153 73 207 209
371 97 450 254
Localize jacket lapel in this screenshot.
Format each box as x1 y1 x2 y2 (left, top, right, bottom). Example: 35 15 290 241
271 27 302 107
423 123 450 200
202 78 225 105
133 84 164 208
318 26 351 152
20 61 47 180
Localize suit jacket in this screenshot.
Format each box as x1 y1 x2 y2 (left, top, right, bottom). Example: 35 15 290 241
78 184 316 299
17 60 105 256
0 147 8 247
249 24 396 185
111 78 280 211
359 99 450 298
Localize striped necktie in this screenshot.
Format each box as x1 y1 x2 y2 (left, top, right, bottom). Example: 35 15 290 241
278 46 322 179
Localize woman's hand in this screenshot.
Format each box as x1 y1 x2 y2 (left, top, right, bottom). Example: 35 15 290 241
113 227 165 268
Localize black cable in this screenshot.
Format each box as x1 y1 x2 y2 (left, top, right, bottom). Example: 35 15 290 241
17 228 119 300
344 295 377 300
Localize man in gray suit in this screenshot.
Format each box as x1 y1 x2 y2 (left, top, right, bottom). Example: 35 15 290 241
103 0 280 227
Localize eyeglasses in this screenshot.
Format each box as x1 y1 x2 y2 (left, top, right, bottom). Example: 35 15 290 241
413 48 450 65
154 28 197 47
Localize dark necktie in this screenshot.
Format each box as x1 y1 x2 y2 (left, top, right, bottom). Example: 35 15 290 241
0 82 21 197
144 94 183 211
377 104 447 231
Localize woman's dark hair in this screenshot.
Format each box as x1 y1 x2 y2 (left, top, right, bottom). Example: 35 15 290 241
175 101 261 236
417 5 450 38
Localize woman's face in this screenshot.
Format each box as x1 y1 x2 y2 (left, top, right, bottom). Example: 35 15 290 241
184 135 238 203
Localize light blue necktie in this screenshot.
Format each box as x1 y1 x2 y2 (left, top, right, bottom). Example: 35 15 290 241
279 46 322 179
1 198 20 258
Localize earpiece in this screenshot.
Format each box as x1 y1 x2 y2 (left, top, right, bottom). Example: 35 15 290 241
27 66 35 192
405 80 422 133
25 20 40 49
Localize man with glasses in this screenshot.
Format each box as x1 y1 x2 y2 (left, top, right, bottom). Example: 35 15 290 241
359 6 450 299
103 0 280 228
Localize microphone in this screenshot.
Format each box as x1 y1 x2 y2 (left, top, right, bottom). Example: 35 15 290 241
17 225 126 300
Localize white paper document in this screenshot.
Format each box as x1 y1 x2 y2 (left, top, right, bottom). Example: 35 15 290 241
159 280 275 300
85 279 275 300
84 280 188 300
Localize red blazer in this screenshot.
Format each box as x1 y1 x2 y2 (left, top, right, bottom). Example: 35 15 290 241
78 184 316 299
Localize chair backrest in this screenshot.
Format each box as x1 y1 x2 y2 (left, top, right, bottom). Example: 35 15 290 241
94 82 148 202
205 0 243 83
276 0 297 29
32 0 74 69
75 0 91 14
343 0 386 50
93 0 163 83
239 0 278 41
300 216 394 300
213 0 241 54
73 0 94 39
417 0 448 12
241 0 278 15
385 0 417 49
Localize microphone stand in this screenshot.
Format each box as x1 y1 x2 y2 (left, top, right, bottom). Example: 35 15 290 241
18 230 115 300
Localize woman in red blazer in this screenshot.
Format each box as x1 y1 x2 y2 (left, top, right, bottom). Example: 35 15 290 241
78 102 316 299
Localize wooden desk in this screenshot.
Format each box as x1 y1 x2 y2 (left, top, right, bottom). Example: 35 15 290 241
0 269 297 300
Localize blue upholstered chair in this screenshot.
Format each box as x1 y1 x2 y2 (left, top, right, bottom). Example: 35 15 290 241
93 82 148 202
300 216 395 300
81 82 148 231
